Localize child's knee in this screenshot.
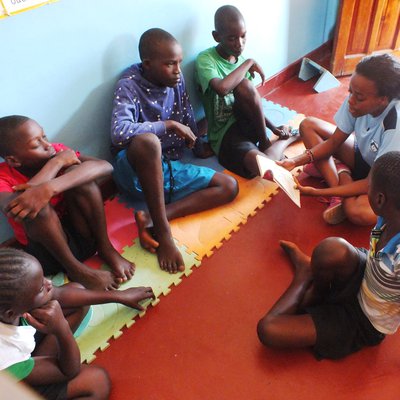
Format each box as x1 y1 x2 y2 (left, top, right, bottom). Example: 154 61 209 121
71 366 111 399
344 202 377 226
233 78 257 101
311 237 358 281
299 116 318 134
222 175 239 201
127 132 162 161
256 317 280 348
212 173 239 202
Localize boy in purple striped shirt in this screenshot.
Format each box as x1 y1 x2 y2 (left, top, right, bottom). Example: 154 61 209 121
111 28 238 274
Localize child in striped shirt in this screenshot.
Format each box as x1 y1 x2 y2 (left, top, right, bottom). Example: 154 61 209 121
257 151 400 359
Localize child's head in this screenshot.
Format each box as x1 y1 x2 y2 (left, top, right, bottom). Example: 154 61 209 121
0 248 53 325
0 115 55 169
213 5 246 59
138 28 183 88
369 151 400 216
348 54 400 118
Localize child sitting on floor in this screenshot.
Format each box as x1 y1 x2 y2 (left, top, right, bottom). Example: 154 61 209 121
110 28 238 274
0 247 154 399
279 54 400 225
195 5 299 179
257 151 400 360
0 115 135 290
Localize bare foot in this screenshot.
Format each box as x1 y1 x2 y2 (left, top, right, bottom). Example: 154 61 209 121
157 235 185 274
279 240 311 281
117 287 155 311
135 211 159 253
99 246 135 283
69 265 120 291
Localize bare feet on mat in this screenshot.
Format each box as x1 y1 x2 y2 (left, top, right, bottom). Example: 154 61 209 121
135 210 159 253
70 266 120 291
99 245 135 283
157 235 185 274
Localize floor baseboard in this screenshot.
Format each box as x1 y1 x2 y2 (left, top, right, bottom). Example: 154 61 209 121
258 39 333 97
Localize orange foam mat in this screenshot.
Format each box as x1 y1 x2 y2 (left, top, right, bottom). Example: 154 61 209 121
170 171 281 260
92 184 400 400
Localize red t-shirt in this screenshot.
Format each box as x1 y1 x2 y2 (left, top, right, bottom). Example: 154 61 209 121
0 143 79 245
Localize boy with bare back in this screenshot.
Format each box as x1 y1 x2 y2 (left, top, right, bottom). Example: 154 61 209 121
0 115 134 290
110 28 238 273
195 5 299 179
257 151 400 360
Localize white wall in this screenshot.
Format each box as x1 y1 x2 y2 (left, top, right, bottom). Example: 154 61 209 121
0 0 338 241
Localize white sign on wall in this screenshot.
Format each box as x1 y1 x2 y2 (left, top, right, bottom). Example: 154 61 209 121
0 0 57 18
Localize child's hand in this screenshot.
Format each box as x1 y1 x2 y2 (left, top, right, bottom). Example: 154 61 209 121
24 300 68 336
7 182 53 221
117 287 155 311
170 122 197 149
248 61 265 84
53 149 81 168
274 125 293 140
293 177 319 196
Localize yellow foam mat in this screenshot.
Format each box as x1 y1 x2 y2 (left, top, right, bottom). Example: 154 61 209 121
76 239 200 363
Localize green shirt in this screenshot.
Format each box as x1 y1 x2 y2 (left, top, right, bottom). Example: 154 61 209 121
5 358 35 381
195 47 251 154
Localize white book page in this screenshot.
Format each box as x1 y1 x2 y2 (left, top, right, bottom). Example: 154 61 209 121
256 154 301 208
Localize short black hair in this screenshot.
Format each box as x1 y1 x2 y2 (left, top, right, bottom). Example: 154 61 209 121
371 151 400 210
356 54 400 100
0 248 34 315
0 115 30 157
138 28 177 61
214 5 244 33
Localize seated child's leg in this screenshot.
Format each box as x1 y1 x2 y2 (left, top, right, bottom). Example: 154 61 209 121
218 121 261 178
299 117 340 187
257 238 362 350
233 79 270 151
126 133 185 274
23 204 119 290
343 193 377 226
162 163 238 218
64 179 135 283
66 364 111 400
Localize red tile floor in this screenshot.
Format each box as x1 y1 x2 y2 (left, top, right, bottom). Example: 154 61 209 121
92 75 400 400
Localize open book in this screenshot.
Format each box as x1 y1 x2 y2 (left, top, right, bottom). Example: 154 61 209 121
256 154 301 207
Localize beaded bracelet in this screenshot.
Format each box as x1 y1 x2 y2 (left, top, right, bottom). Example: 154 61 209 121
305 148 315 163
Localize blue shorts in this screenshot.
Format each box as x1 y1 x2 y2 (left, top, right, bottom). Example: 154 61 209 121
112 149 215 203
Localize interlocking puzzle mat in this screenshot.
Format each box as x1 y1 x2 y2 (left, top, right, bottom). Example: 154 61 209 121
170 173 281 259
75 239 200 363
71 100 304 363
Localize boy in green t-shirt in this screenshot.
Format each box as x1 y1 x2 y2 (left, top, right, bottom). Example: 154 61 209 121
195 5 299 178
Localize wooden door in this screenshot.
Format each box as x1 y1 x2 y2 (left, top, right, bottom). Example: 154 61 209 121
331 0 400 76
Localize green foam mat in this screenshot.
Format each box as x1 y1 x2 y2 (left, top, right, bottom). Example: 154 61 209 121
75 239 200 363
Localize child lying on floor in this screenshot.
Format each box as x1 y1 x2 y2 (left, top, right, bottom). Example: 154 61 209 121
257 151 400 360
0 247 154 399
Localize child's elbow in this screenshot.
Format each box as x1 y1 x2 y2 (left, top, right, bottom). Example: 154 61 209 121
215 86 230 97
